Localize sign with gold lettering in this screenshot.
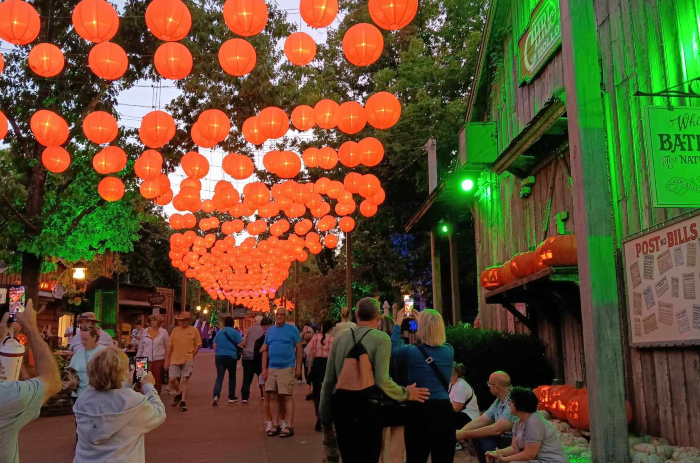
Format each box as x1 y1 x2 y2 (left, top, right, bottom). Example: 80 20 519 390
518 0 561 85
645 105 700 207
623 213 700 347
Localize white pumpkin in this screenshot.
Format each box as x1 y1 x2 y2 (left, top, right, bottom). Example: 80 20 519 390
656 446 676 459
574 437 589 446
636 444 658 454
632 454 665 463
673 448 700 460
552 420 571 432
565 446 586 456
561 437 577 446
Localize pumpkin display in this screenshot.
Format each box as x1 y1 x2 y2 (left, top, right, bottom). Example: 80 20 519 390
368 0 418 30
72 0 119 43
41 146 71 173
218 38 256 76
299 0 338 28
30 110 69 146
0 0 41 45
498 261 516 286
533 385 554 410
284 32 316 66
550 385 581 420
83 111 118 144
479 266 502 290
537 235 577 267
342 23 384 67
509 251 542 279
28 43 65 77
154 42 193 80
88 42 129 80
223 0 268 37
145 0 191 41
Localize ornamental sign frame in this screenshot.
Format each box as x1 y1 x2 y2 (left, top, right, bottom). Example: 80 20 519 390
517 0 562 85
644 105 700 207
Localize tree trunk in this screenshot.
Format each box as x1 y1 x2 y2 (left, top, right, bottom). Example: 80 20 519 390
21 251 41 308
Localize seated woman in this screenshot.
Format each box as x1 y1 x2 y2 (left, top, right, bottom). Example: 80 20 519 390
73 347 166 462
485 386 568 463
450 362 479 430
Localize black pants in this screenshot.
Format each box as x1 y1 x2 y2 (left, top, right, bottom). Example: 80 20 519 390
455 411 472 430
405 400 455 463
472 435 512 463
213 355 237 400
310 358 328 418
240 359 256 401
332 395 383 463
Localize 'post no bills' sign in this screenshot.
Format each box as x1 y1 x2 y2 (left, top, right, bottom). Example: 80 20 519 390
645 105 700 207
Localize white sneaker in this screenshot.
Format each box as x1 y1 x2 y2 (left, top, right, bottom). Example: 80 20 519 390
265 421 272 433
242 399 248 403
455 442 462 451
280 420 286 430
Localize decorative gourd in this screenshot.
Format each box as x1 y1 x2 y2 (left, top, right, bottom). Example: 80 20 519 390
673 448 700 460
633 454 664 463
537 235 577 266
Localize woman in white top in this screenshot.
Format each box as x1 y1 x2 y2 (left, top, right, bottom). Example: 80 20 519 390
330 306 356 337
69 326 107 400
450 362 480 430
136 315 169 393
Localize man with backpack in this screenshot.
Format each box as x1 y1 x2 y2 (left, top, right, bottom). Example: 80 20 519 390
319 297 431 462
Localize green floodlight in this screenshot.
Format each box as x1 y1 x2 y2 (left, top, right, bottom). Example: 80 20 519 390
441 224 449 233
461 178 475 192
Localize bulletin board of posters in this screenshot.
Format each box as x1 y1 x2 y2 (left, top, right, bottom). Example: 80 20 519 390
623 212 700 347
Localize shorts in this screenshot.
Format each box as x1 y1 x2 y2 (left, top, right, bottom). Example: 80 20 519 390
258 375 265 386
265 367 296 395
169 360 195 379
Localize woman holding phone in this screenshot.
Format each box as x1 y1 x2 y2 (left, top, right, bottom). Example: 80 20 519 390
137 315 170 393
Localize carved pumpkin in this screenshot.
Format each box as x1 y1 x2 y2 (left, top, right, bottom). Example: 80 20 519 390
565 389 633 431
509 251 541 279
479 266 502 290
537 235 577 267
498 260 517 286
550 385 582 420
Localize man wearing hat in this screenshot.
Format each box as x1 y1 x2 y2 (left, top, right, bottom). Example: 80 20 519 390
68 312 114 353
164 312 201 412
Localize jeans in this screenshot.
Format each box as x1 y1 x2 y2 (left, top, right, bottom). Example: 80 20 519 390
240 359 256 401
213 355 237 400
332 394 383 463
472 435 512 463
405 400 455 463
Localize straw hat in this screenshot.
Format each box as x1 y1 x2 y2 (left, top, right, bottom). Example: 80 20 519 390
175 312 192 321
78 312 100 322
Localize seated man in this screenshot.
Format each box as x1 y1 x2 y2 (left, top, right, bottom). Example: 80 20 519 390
456 371 516 463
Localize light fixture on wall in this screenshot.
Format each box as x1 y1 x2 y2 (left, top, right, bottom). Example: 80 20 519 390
73 267 87 280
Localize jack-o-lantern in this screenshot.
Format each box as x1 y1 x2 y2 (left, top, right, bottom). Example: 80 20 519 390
549 385 580 420
479 266 501 290
533 385 553 410
510 251 545 279
537 235 577 267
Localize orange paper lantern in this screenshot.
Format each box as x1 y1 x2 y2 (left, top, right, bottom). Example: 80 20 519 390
181 151 210 179
275 151 302 178
242 116 267 145
359 174 380 198
360 199 378 217
28 43 65 77
316 147 338 169
368 0 418 30
89 41 128 80
291 105 315 131
302 147 319 168
344 172 363 194
223 153 255 179
359 136 384 166
299 0 338 28
258 107 289 139
342 23 383 67
0 110 7 140
324 233 339 249
0 53 4 75
134 150 163 180
154 42 193 80
339 216 355 232
139 110 176 148
368 187 386 205
218 38 256 76
93 146 126 174
223 0 268 37
190 122 217 148
98 176 125 202
284 32 316 66
313 99 339 129
197 109 231 142
244 182 271 207
41 146 71 173
337 101 367 134
0 0 41 45
338 141 361 167
145 0 192 41
72 0 119 43
83 111 118 145
30 110 69 146
140 179 162 199
365 92 401 129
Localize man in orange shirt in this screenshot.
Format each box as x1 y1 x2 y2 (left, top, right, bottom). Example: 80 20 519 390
164 312 201 412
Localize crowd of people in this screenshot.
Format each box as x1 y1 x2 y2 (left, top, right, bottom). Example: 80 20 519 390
1 296 569 463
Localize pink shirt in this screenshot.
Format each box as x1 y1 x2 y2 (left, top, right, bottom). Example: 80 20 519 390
307 333 334 358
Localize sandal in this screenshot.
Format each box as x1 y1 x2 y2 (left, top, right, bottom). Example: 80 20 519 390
267 425 281 437
280 427 294 438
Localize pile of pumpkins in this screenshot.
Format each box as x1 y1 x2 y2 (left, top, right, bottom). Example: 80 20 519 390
629 436 700 463
535 411 592 462
479 235 577 290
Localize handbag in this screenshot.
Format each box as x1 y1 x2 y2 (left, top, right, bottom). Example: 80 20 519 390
222 330 243 359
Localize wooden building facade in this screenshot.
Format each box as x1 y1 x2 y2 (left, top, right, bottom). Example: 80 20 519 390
458 0 700 448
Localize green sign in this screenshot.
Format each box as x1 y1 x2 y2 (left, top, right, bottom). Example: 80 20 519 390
518 0 562 84
645 106 700 207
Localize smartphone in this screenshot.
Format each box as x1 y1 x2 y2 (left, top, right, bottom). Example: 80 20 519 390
134 357 149 382
8 286 26 323
403 295 414 317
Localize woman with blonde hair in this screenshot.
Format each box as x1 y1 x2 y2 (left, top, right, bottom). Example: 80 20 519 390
392 309 455 462
137 315 169 393
330 306 356 336
68 326 107 401
73 347 166 462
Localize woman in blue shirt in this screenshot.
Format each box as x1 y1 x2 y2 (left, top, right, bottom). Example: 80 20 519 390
212 317 243 405
392 309 455 463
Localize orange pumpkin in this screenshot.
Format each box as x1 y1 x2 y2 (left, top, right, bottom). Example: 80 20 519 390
565 389 588 429
498 261 517 286
509 251 540 279
537 235 577 267
549 385 581 419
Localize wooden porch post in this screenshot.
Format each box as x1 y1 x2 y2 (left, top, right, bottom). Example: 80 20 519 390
558 0 629 460
448 220 461 325
430 231 443 315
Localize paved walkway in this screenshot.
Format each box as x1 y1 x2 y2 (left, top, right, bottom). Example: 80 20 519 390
20 349 324 463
